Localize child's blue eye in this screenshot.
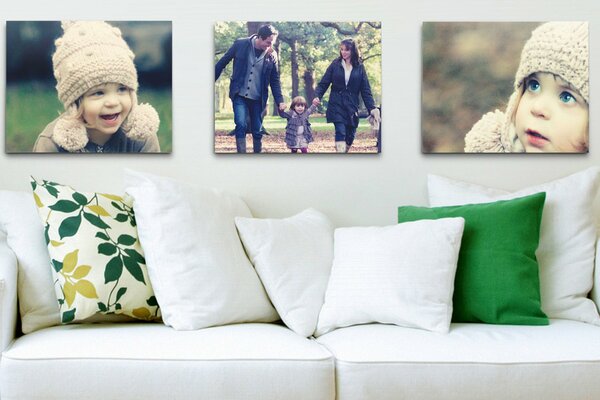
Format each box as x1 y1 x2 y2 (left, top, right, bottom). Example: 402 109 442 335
559 91 576 104
118 86 128 93
526 79 540 92
91 91 104 96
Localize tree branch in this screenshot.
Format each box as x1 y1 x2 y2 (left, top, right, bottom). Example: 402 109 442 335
362 53 381 62
320 22 364 35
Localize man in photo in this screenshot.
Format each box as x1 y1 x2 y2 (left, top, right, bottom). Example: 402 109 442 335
215 24 286 153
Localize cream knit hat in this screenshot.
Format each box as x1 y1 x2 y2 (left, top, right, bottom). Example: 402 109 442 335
501 21 588 151
465 22 589 152
514 21 588 103
52 21 159 152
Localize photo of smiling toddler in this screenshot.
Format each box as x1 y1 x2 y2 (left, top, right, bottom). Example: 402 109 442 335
6 21 172 153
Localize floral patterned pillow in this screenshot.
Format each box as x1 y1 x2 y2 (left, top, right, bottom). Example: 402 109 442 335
32 177 160 324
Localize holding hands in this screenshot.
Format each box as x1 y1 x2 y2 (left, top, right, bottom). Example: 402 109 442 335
312 98 320 106
279 103 287 111
370 108 381 123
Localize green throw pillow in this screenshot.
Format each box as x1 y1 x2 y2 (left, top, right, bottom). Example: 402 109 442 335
32 177 160 324
398 192 548 325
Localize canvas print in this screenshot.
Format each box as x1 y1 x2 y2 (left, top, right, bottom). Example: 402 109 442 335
422 21 588 153
214 21 382 154
6 21 172 153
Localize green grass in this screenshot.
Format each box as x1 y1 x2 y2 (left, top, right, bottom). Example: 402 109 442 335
214 114 372 133
5 84 172 153
5 83 63 153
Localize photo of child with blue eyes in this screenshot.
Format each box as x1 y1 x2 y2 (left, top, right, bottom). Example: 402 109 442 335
464 22 588 153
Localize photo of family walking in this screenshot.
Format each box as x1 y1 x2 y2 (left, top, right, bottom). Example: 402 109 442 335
214 21 382 154
422 21 588 153
5 20 172 153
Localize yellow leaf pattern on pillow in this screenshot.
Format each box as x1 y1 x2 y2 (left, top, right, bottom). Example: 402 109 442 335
31 177 160 324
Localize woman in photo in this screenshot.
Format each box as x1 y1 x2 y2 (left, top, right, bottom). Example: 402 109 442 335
313 38 380 153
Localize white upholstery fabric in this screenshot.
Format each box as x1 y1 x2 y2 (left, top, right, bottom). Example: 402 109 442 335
0 234 18 352
235 208 334 337
1 323 334 400
124 170 278 330
316 218 464 335
0 191 59 333
317 320 600 400
428 167 600 325
592 237 600 314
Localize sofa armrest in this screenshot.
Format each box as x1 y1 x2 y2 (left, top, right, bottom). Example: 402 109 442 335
0 235 18 351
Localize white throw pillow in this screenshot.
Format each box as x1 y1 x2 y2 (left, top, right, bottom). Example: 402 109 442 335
428 167 600 325
0 191 60 333
235 209 334 337
124 169 278 330
315 218 465 336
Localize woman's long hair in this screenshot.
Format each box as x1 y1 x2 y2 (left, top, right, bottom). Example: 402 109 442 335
339 38 361 67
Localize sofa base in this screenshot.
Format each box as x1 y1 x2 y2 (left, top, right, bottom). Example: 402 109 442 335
316 319 600 400
1 323 334 400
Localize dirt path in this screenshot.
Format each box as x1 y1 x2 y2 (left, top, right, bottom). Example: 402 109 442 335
214 129 380 154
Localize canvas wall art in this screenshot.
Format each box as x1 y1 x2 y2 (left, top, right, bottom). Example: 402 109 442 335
214 21 382 154
6 20 172 153
422 21 589 153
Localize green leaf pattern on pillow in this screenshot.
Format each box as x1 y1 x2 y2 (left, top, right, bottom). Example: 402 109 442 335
32 178 160 324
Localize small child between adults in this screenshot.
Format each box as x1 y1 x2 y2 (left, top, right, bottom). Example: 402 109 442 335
464 22 588 153
278 96 317 153
33 21 160 153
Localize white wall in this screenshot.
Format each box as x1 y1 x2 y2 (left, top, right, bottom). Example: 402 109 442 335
0 0 598 227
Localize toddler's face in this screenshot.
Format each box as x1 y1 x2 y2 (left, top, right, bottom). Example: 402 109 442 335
515 72 588 152
294 104 306 114
81 83 132 138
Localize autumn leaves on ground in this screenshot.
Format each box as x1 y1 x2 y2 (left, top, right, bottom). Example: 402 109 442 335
214 115 379 154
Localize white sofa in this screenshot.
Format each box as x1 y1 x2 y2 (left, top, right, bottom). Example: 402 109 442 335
2 233 600 400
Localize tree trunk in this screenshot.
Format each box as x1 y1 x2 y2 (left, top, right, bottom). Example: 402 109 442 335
290 40 299 99
271 40 282 116
303 69 315 103
246 22 262 36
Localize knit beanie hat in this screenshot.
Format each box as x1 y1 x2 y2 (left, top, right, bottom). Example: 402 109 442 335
51 21 159 152
514 21 588 103
466 22 588 152
501 21 589 151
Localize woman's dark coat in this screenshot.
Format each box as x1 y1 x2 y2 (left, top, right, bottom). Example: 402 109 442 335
314 59 376 126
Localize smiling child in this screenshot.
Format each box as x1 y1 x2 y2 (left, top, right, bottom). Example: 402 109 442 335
33 21 160 153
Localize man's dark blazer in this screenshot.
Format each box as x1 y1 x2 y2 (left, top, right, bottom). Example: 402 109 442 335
215 35 284 110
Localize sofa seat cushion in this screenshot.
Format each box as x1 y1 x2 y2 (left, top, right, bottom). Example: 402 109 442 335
316 320 600 400
1 323 334 400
